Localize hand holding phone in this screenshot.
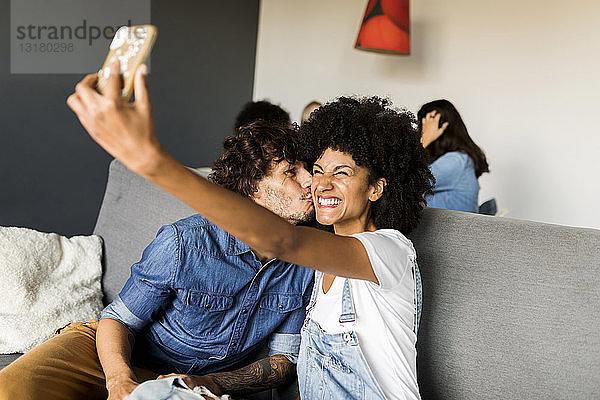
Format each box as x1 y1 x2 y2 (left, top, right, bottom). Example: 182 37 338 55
96 25 157 100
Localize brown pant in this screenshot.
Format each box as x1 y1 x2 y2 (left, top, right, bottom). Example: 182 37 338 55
0 320 157 400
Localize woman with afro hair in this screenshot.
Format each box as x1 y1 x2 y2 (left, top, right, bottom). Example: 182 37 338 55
68 65 432 400
295 97 431 400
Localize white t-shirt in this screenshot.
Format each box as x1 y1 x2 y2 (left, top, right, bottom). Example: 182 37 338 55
309 229 421 400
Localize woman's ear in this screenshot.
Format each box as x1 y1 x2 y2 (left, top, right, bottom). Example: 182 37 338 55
369 178 387 202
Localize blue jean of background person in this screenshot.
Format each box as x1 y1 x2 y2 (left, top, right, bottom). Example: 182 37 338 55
426 151 480 213
297 277 387 399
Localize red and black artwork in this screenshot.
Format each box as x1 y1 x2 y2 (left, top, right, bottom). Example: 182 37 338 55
355 0 410 54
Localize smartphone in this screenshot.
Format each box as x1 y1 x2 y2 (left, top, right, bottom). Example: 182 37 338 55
96 25 158 100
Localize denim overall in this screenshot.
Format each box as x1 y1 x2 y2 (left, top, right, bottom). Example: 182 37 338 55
297 273 387 399
297 265 422 400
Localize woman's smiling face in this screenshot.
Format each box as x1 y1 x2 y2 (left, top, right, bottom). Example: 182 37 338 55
311 148 384 235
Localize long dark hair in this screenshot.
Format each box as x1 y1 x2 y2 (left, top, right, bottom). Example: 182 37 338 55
417 99 489 177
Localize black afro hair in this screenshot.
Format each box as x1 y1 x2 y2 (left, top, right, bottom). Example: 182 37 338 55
299 96 434 234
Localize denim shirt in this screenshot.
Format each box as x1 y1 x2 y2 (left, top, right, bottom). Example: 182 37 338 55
425 151 480 213
100 214 314 375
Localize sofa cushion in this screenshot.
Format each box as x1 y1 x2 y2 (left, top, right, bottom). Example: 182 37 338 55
408 208 600 399
0 227 103 353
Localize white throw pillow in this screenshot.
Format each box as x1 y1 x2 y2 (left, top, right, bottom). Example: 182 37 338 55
0 226 104 353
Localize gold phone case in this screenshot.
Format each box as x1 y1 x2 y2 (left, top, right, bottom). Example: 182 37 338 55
97 25 157 99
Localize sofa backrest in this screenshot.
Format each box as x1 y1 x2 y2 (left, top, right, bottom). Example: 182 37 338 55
94 160 600 399
407 208 600 399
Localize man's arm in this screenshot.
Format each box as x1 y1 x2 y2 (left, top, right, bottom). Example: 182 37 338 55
95 226 177 399
96 318 141 400
160 354 295 396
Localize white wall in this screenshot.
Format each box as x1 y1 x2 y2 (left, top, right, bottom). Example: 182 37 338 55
254 0 600 229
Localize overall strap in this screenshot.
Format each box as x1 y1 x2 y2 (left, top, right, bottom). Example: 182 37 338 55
414 259 422 334
338 278 356 324
304 270 322 322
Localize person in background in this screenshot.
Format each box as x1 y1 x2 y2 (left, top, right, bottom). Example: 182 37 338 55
300 100 322 124
234 100 291 129
418 99 490 213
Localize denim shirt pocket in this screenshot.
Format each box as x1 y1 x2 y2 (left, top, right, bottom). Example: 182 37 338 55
259 293 303 313
180 290 234 339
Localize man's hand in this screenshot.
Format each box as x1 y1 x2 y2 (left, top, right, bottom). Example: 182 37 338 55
158 373 220 395
106 373 140 400
66 60 164 176
421 110 449 148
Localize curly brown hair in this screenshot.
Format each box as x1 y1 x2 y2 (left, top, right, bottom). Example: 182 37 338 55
299 96 434 234
209 121 302 197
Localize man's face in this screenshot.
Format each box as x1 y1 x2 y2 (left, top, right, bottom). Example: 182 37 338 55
252 161 314 225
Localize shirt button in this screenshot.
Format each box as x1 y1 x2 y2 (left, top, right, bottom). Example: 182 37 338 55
278 304 284 310
205 304 211 309
241 309 247 314
231 341 237 347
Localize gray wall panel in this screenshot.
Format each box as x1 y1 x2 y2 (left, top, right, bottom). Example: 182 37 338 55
0 0 259 236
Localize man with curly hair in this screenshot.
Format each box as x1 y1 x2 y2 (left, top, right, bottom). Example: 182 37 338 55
0 122 315 400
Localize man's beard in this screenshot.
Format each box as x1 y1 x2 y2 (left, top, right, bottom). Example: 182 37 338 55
263 187 315 225
286 207 316 225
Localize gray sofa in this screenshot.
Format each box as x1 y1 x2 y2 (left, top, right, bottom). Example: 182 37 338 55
2 159 599 399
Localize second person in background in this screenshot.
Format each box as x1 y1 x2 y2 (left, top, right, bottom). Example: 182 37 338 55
418 99 489 213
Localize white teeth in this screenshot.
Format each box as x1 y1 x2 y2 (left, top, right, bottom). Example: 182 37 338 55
318 197 341 206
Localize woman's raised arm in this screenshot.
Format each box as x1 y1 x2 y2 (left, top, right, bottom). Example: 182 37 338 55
66 61 377 283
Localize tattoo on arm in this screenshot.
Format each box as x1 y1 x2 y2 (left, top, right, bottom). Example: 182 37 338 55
208 354 295 395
